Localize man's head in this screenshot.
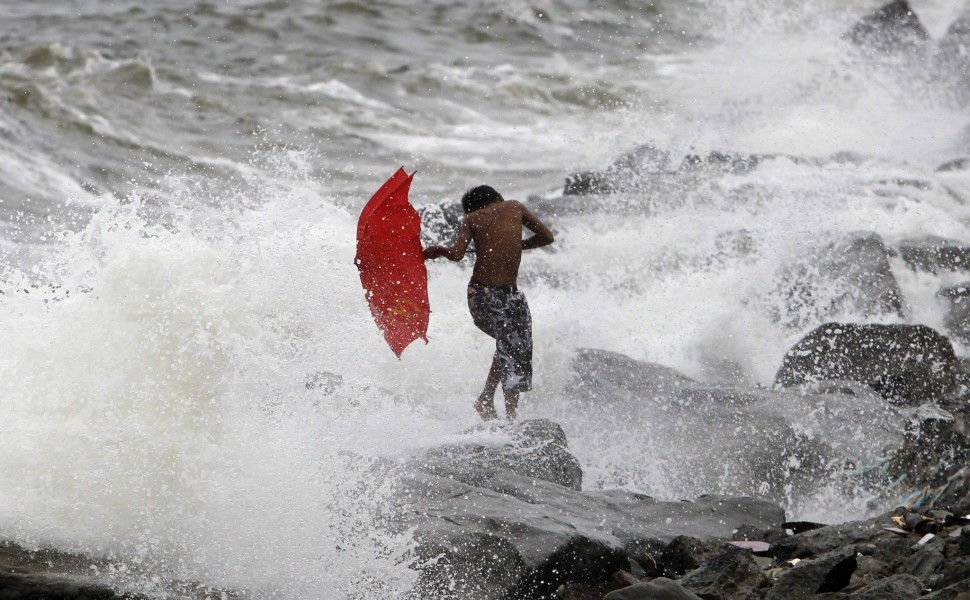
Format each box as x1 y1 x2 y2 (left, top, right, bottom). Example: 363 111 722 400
461 185 503 214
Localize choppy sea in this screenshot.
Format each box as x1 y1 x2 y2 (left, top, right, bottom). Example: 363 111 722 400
2 0 970 597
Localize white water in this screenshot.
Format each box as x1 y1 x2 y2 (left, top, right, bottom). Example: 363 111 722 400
1 0 970 597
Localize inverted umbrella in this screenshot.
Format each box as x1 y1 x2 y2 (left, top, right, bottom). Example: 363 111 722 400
354 168 430 357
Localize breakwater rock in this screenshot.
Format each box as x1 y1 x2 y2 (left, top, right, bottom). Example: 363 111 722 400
394 419 785 599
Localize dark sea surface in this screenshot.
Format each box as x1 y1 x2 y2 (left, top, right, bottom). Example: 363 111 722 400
1 0 970 597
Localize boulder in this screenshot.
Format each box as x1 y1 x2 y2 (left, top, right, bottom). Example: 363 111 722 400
939 284 970 344
0 542 151 600
852 573 922 599
766 231 904 330
936 158 970 172
660 536 725 579
845 0 929 52
564 143 672 196
568 349 898 504
895 237 970 273
678 546 770 600
396 419 786 599
773 323 961 406
765 549 857 599
771 515 890 561
603 577 703 600
940 10 970 58
415 419 584 490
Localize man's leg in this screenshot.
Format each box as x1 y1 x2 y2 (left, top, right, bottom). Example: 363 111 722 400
503 389 519 420
474 354 501 421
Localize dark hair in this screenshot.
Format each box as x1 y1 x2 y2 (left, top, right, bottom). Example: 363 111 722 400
461 185 502 214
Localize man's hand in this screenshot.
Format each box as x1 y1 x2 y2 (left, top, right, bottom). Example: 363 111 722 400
424 246 446 260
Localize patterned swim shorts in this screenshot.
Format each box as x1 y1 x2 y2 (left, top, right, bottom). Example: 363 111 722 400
467 280 533 393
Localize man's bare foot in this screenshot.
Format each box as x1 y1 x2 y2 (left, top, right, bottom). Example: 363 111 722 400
474 395 498 421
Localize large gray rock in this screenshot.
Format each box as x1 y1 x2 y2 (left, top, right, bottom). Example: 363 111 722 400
774 323 961 406
852 573 922 600
396 419 786 600
678 546 770 600
845 0 929 52
767 231 904 330
895 236 970 273
765 549 857 599
567 349 901 504
415 418 583 490
938 283 970 344
603 577 703 600
0 542 155 600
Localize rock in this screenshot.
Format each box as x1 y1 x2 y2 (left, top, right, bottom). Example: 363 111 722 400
678 546 770 600
771 515 891 561
568 348 900 504
922 579 970 599
902 545 945 582
564 143 672 195
0 542 158 600
845 0 929 52
766 231 904 329
415 419 583 490
396 420 786 599
773 323 961 407
938 284 970 344
0 572 130 600
660 537 725 579
896 237 970 273
603 577 704 600
852 573 922 599
940 555 970 588
765 549 857 599
940 10 970 58
936 158 970 173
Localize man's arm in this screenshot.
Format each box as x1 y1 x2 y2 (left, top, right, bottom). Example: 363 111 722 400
424 219 473 261
521 205 554 250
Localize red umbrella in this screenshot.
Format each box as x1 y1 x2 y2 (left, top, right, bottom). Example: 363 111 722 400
354 168 430 357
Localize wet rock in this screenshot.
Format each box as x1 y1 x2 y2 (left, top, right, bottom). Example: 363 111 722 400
771 515 890 561
564 143 672 195
678 546 770 600
938 284 970 344
568 349 897 505
660 537 725 579
936 158 970 173
767 231 904 329
903 544 945 583
765 549 856 599
922 579 970 599
896 237 970 273
397 419 785 599
603 577 703 600
415 418 584 490
0 572 131 600
773 323 961 407
852 573 922 599
940 10 970 58
845 0 929 52
940 555 970 588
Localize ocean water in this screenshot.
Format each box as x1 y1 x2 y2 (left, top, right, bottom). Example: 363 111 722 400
1 0 970 597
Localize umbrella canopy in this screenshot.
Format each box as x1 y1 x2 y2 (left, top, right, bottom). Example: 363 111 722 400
354 168 430 357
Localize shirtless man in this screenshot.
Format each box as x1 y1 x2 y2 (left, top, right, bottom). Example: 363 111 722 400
423 185 554 420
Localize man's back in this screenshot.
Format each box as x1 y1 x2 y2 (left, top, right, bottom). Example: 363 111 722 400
467 200 526 288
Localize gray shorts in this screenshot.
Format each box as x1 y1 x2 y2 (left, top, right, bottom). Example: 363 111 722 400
467 280 533 393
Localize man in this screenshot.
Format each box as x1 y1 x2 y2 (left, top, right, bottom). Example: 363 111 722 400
423 185 554 420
